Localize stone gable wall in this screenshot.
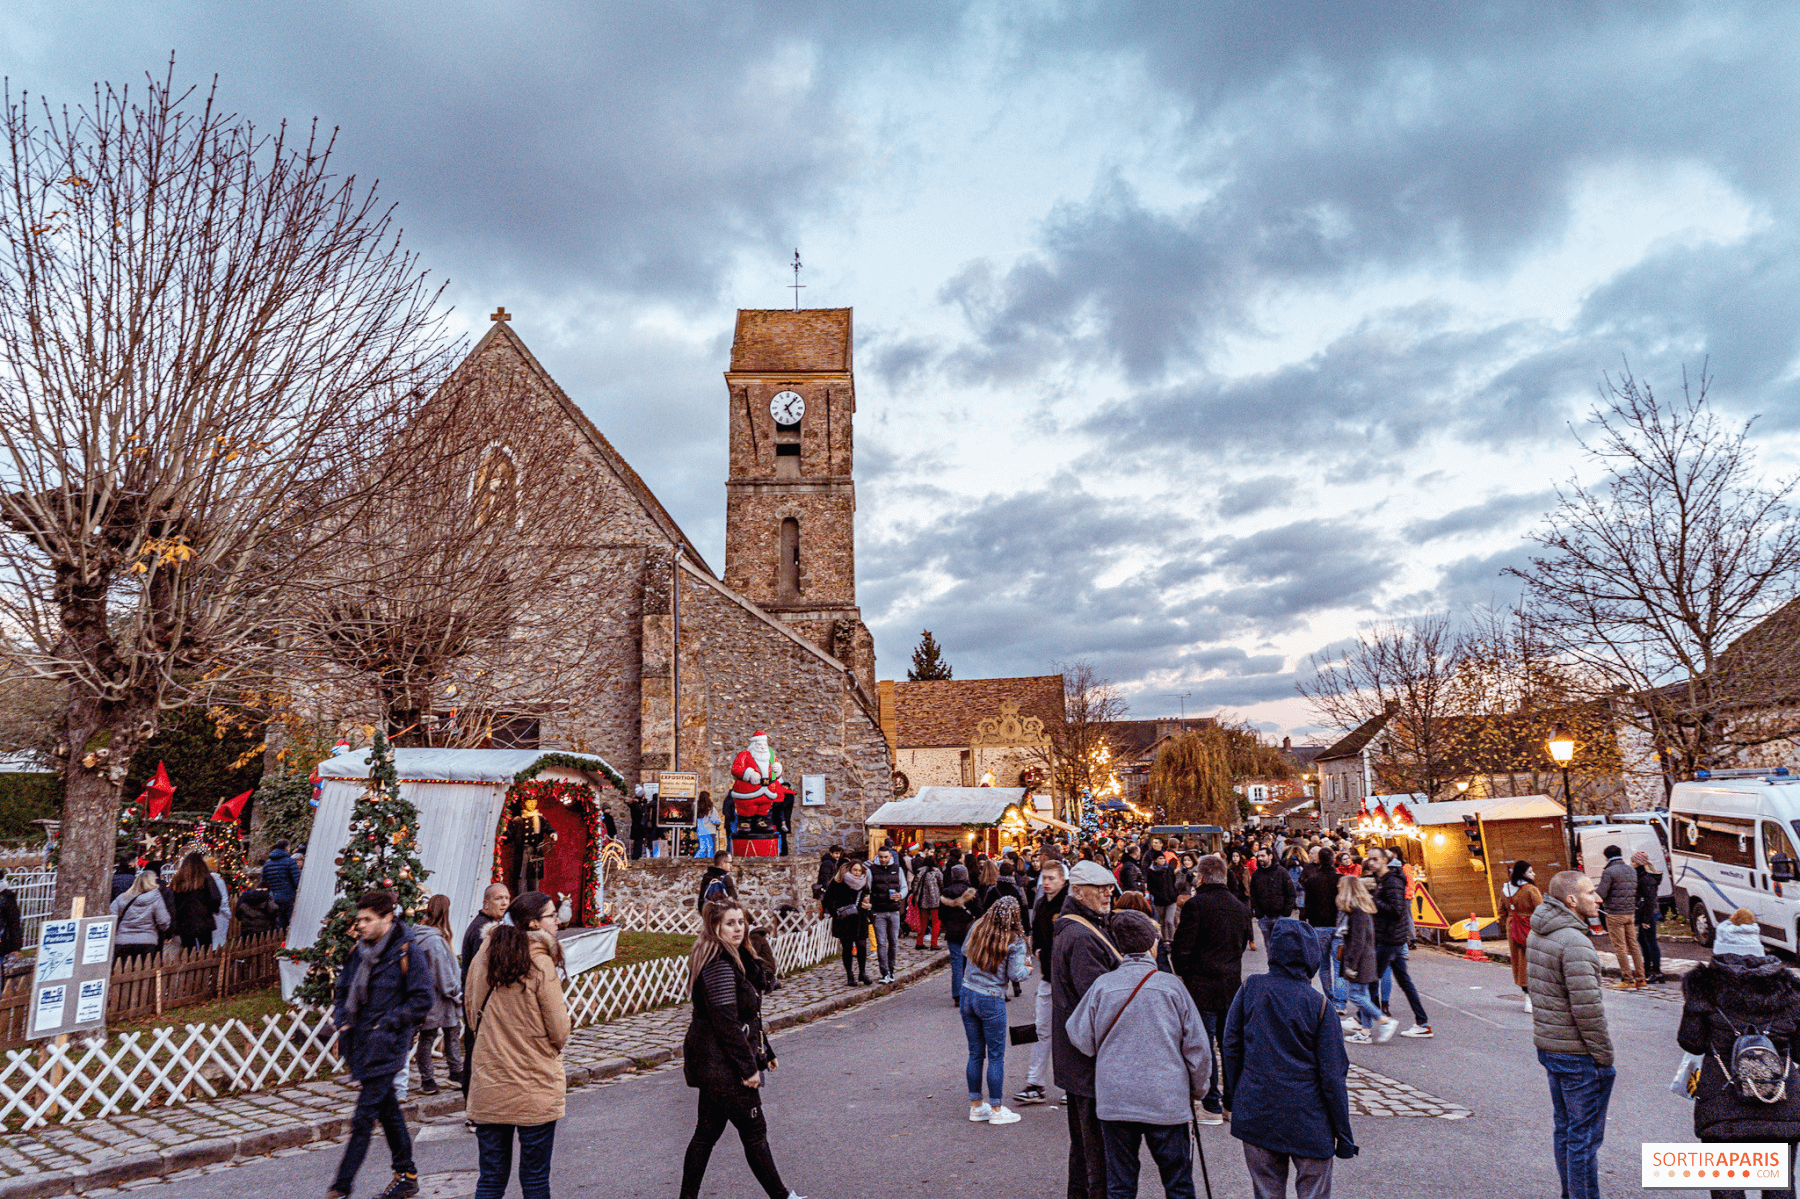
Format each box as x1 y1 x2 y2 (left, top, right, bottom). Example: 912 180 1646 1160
604 856 820 919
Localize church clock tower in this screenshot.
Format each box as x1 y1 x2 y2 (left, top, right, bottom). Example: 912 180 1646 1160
723 308 875 694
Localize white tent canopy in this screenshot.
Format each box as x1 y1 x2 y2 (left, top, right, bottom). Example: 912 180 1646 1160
1401 793 1566 826
865 786 1028 828
280 748 621 997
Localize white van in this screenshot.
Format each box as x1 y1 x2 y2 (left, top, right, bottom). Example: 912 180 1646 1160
1577 825 1674 907
1668 774 1800 950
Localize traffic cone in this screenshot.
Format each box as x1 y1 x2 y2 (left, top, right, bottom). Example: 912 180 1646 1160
1464 914 1485 961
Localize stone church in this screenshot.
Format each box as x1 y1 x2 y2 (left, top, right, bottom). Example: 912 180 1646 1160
358 307 892 855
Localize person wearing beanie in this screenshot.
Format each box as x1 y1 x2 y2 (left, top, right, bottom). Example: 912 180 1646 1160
1631 850 1666 985
1594 845 1646 989
1067 910 1210 1199
1503 861 1543 1012
1712 908 1765 957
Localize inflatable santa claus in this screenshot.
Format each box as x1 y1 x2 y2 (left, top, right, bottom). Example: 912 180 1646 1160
728 731 784 857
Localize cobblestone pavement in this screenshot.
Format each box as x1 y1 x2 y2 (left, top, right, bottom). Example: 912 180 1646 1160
1346 1063 1471 1119
0 941 948 1197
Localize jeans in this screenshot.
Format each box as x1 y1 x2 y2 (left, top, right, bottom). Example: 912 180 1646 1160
1604 912 1645 983
1257 916 1278 949
274 898 294 927
1027 977 1054 1087
840 936 867 981
948 942 967 1001
475 1120 556 1199
416 1024 463 1085
1198 1010 1226 1110
1243 1140 1334 1199
1311 926 1345 1004
1153 903 1178 941
1638 921 1662 978
1537 1049 1616 1199
330 1075 414 1193
872 911 900 977
960 991 1007 1102
1101 1120 1195 1199
916 908 940 948
1067 1094 1107 1199
1344 981 1383 1029
1375 943 1427 1025
679 1091 788 1199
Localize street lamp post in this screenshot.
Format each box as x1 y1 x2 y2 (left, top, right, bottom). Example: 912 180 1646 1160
1547 723 1577 868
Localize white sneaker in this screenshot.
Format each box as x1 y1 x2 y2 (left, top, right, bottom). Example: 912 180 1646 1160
1375 1016 1400 1043
987 1105 1022 1125
1345 1029 1373 1044
1522 996 1532 1014
969 1102 993 1122
1339 1017 1362 1033
1197 1109 1224 1125
1399 1024 1434 1038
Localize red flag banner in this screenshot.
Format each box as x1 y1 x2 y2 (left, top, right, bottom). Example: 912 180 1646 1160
140 761 175 820
210 790 251 822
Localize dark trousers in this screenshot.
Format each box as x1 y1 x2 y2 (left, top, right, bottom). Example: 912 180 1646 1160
1702 1135 1796 1199
416 1025 463 1085
840 937 867 981
1101 1120 1195 1199
474 1120 556 1199
1066 1093 1107 1199
274 898 294 927
331 1074 414 1193
1638 922 1663 977
1374 943 1427 1025
1538 1049 1615 1199
1199 1010 1228 1110
679 1091 787 1199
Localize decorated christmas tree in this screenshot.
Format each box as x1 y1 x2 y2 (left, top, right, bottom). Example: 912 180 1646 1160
289 732 431 1005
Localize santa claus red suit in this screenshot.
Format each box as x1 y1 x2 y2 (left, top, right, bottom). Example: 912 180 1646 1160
729 731 784 857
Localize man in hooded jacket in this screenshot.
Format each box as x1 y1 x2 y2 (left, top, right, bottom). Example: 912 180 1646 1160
1223 918 1357 1198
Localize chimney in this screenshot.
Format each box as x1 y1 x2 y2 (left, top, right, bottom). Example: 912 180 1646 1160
1283 736 1292 750
1156 719 1181 741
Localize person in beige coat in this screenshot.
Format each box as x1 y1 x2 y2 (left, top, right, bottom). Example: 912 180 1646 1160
465 890 571 1199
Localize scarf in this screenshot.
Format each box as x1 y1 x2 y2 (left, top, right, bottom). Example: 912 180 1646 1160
844 869 868 892
345 922 399 1021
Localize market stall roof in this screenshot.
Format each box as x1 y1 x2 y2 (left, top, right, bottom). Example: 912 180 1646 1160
1026 811 1078 833
316 747 623 790
1149 824 1224 837
866 786 1027 827
1401 793 1566 826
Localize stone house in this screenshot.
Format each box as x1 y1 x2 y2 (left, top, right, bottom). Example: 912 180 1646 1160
877 676 1065 809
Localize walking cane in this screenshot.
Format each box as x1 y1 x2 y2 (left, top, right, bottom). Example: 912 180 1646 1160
1190 1118 1214 1199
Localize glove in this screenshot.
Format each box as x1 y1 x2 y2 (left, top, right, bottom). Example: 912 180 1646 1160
1335 1137 1360 1160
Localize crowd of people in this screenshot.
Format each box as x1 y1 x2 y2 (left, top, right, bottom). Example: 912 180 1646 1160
106 838 305 963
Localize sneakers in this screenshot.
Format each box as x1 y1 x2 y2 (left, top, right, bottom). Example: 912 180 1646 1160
1014 1085 1048 1105
987 1105 1022 1125
1522 996 1533 1014
969 1102 993 1122
882 974 895 984
1399 1024 1434 1038
1375 1017 1400 1043
1609 981 1637 990
1345 1029 1373 1044
1339 1017 1362 1033
370 1173 420 1199
418 1080 440 1096
1196 1108 1224 1125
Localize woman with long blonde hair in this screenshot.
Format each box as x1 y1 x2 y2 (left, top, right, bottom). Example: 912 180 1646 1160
1335 874 1394 1043
957 895 1031 1125
680 898 802 1199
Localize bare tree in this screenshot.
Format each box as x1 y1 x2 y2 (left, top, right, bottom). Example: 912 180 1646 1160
0 69 459 910
1035 660 1128 808
1299 615 1463 797
1509 366 1800 789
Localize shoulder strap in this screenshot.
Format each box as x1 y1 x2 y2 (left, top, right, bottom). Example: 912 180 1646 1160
1098 969 1156 1049
1055 913 1123 964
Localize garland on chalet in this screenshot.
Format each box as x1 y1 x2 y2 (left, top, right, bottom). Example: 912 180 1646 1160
492 779 603 924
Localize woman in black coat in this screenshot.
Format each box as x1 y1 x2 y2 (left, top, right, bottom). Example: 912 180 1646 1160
822 861 873 987
1678 947 1800 1193
679 898 796 1199
168 852 221 950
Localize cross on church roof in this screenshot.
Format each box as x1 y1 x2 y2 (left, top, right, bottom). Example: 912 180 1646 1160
490 306 511 322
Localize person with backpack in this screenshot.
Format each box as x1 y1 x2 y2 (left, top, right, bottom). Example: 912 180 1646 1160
1678 908 1800 1198
1633 850 1666 985
1527 870 1613 1199
697 850 738 912
938 864 985 1003
1067 909 1210 1199
465 891 571 1199
1503 861 1543 1013
913 855 943 950
412 895 465 1095
261 840 302 927
1223 918 1358 1198
678 897 805 1199
327 890 435 1199
958 896 1032 1125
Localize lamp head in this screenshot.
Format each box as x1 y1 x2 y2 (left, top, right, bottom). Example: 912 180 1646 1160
1547 723 1576 765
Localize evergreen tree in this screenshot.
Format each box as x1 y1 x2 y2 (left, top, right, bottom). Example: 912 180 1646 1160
907 629 954 681
289 732 430 1004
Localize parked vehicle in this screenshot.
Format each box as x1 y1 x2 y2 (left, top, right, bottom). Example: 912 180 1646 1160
1576 824 1672 905
1667 773 1800 950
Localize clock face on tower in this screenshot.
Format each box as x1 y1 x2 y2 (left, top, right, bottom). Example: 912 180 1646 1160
769 390 805 424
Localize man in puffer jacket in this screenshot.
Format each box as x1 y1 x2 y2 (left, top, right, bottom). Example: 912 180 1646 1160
1248 849 1297 948
1593 844 1646 988
1679 909 1800 1190
1527 871 1614 1199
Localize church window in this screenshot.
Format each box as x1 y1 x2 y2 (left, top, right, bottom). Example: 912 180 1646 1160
779 518 800 599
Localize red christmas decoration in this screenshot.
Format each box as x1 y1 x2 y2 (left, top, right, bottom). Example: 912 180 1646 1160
139 761 176 820
210 789 252 822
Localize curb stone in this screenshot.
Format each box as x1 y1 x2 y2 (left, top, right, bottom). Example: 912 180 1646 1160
4 951 947 1195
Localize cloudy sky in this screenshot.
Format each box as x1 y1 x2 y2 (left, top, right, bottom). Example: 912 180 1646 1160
8 2 1800 741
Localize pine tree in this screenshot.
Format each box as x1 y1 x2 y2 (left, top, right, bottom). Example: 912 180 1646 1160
907 629 954 681
289 732 431 1005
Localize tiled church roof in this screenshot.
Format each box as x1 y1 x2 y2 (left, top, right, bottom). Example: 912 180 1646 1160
730 309 852 373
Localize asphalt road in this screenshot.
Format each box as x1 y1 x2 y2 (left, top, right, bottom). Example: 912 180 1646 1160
128 945 1698 1199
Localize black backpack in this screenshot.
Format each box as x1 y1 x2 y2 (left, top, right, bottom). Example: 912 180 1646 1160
1713 1014 1793 1104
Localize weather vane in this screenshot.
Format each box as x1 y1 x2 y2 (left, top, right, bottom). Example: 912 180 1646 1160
790 249 804 311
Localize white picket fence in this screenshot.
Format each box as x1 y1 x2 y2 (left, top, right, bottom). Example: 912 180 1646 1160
3 869 57 951
0 914 840 1130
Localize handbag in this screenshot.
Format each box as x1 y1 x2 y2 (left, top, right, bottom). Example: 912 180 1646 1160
1669 1051 1702 1099
1009 1022 1038 1046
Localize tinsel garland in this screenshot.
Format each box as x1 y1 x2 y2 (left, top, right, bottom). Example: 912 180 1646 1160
492 779 602 923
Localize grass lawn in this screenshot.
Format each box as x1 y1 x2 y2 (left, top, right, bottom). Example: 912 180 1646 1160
605 931 694 968
111 986 292 1034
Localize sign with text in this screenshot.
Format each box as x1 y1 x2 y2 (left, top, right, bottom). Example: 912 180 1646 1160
801 775 827 807
29 916 114 1039
656 772 698 827
1644 1143 1789 1188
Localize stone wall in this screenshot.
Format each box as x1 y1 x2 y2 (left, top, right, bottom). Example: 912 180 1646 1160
606 856 819 916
